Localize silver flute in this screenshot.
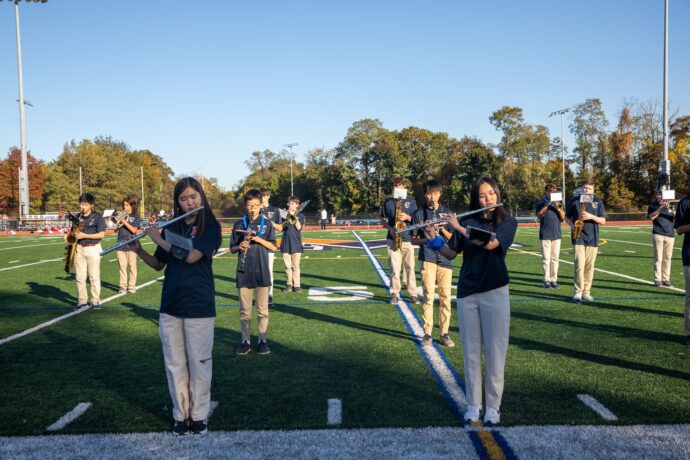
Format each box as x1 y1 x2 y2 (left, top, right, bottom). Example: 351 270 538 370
99 206 205 256
395 203 503 234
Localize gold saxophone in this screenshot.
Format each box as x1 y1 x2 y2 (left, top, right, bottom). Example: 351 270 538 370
394 198 405 250
63 212 82 273
572 203 586 239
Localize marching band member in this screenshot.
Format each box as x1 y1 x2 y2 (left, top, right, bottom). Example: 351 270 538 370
231 189 277 355
648 192 675 287
281 196 305 293
133 177 222 436
260 188 282 306
73 193 105 310
673 192 690 347
412 180 455 348
536 183 565 289
116 197 141 294
424 177 516 426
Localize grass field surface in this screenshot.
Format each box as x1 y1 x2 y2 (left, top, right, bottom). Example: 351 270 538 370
1 226 689 458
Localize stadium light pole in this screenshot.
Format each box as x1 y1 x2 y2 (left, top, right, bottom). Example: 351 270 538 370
661 0 670 186
284 143 298 196
549 108 570 201
4 0 48 220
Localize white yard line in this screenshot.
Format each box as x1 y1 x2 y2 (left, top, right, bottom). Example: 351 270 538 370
327 399 342 425
0 258 62 272
605 238 681 251
0 242 65 251
509 247 685 293
46 402 92 431
577 394 618 421
352 231 467 415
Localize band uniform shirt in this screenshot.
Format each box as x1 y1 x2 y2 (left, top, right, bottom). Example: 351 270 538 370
154 220 221 318
673 195 690 266
261 205 282 225
566 197 605 247
380 197 417 243
413 204 453 269
648 203 675 237
230 216 276 288
78 212 106 246
280 214 305 254
449 214 517 299
535 199 563 240
116 212 141 251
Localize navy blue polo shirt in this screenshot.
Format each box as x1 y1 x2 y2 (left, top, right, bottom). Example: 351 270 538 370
449 214 517 298
648 203 675 237
566 197 605 247
280 214 305 254
413 204 453 269
674 196 690 266
154 220 221 318
535 199 563 240
230 215 276 288
116 212 141 251
78 212 105 245
262 205 282 225
380 197 417 243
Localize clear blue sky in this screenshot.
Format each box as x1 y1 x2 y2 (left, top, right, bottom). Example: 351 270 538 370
1 0 689 190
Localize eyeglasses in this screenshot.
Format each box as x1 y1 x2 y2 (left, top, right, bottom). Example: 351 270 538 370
246 204 261 210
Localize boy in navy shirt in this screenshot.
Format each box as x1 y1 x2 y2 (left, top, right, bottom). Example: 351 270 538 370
412 180 455 347
536 183 565 288
260 188 282 305
231 189 277 355
73 193 106 309
648 192 675 287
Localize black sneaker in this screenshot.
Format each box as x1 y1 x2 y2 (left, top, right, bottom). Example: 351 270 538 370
73 303 88 311
654 281 662 287
236 341 251 355
268 295 274 306
172 419 188 436
550 281 558 289
543 282 551 289
439 334 456 348
293 286 302 292
410 296 420 304
662 281 673 287
89 301 101 310
258 340 271 355
283 285 293 292
189 419 208 435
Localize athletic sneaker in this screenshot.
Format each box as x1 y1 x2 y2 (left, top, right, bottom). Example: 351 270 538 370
551 281 559 289
118 288 127 294
189 419 208 435
439 334 455 348
128 287 136 293
236 341 251 355
283 285 293 292
293 287 302 292
172 419 188 436
390 295 400 305
422 334 433 347
662 281 673 287
484 408 500 426
268 295 274 306
654 280 662 287
89 301 101 310
258 341 271 355
464 405 481 423
73 303 89 311
572 292 582 302
582 294 594 302
543 281 551 289
410 296 420 304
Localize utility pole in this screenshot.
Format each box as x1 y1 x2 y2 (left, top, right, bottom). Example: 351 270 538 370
284 143 298 196
549 108 570 201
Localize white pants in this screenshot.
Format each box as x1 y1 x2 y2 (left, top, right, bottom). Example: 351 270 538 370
457 285 510 411
540 239 561 283
268 252 275 296
74 244 102 304
653 234 674 282
159 313 214 423
387 240 417 297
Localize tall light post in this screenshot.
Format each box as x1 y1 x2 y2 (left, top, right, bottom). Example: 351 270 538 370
661 0 670 185
284 143 298 196
5 0 48 219
549 108 570 201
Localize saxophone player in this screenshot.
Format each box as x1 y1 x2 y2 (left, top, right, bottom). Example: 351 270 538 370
73 193 106 310
380 176 418 305
536 183 566 289
565 180 606 302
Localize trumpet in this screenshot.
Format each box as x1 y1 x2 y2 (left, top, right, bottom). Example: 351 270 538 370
99 206 204 256
396 204 504 234
107 210 129 228
283 200 311 225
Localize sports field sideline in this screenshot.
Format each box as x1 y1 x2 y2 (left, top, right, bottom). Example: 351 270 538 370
1 225 689 459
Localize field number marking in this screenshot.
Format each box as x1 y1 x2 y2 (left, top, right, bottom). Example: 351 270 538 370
307 286 374 302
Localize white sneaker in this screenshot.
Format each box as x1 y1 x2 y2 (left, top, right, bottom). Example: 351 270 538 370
484 407 500 425
573 292 582 302
582 293 593 302
464 404 481 422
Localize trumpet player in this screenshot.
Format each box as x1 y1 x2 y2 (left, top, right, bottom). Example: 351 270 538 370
280 196 305 293
565 180 606 302
260 188 282 306
73 193 106 310
116 197 141 294
380 176 418 305
648 192 676 287
536 183 566 289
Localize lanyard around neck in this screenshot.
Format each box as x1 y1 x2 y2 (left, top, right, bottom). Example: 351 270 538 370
243 214 265 237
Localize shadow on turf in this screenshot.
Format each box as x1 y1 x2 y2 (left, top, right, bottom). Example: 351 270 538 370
25 281 74 304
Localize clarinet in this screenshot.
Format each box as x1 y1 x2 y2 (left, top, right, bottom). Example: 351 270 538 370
236 229 256 273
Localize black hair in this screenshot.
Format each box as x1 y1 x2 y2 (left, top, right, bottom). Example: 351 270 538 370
245 189 262 203
78 193 95 205
170 177 221 251
423 180 442 194
122 196 137 214
469 177 505 231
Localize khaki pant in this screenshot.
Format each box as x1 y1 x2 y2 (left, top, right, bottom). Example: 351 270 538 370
683 265 690 337
74 244 102 304
653 234 675 282
458 285 510 410
540 239 561 283
282 252 302 288
239 286 269 342
574 245 598 295
387 240 416 297
116 250 138 290
268 252 275 296
159 313 214 423
421 261 453 336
